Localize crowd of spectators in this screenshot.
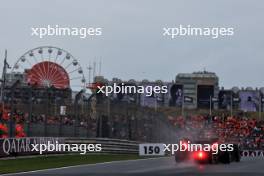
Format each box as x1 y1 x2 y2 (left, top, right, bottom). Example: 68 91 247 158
168 114 264 150
1 107 264 150
0 108 153 141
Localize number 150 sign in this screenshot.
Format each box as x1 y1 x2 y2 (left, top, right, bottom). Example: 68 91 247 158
139 143 165 156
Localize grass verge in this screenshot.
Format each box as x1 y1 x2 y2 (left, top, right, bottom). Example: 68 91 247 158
0 154 143 174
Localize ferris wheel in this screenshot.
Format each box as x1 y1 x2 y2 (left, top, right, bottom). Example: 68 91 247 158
11 46 86 90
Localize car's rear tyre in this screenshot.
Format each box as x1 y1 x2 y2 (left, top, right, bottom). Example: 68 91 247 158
222 151 231 164
211 154 219 164
233 145 241 162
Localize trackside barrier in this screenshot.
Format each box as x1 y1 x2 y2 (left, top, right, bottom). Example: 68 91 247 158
65 138 139 154
0 137 65 158
241 150 264 157
0 137 139 158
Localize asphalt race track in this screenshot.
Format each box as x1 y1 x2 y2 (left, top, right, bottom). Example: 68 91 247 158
3 157 264 176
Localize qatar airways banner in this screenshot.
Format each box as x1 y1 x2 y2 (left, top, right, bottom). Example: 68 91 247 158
0 137 65 157
241 150 264 157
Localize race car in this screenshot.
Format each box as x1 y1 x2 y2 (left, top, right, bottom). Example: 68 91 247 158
192 138 241 164
175 138 241 164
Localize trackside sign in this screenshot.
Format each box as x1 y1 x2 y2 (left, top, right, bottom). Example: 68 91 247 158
0 137 64 157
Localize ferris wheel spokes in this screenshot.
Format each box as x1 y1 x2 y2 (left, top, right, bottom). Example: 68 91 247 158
11 46 86 90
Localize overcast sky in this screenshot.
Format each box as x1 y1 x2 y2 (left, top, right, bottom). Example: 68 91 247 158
0 0 263 89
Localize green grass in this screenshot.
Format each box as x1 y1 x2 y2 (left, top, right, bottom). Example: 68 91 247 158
0 154 143 174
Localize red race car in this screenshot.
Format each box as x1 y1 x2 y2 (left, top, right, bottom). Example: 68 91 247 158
175 138 241 164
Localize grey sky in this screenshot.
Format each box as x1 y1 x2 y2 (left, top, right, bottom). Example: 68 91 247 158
0 0 263 89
